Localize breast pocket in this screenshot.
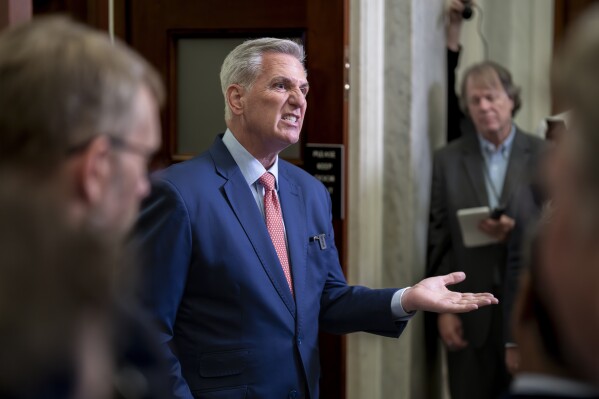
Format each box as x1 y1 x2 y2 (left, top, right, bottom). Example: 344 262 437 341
308 233 330 251
306 232 337 282
199 349 249 378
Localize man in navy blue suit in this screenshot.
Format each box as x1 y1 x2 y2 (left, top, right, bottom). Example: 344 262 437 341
136 37 498 399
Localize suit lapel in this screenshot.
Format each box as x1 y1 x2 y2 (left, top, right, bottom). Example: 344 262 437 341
500 130 530 206
461 134 489 206
210 138 296 318
278 165 307 319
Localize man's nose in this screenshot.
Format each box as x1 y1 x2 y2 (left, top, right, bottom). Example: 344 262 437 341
288 88 306 107
479 98 492 110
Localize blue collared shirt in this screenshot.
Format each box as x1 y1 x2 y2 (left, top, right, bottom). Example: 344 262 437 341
222 129 280 219
477 125 516 209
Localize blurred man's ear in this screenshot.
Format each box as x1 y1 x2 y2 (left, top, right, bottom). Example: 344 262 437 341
226 84 245 116
78 136 112 205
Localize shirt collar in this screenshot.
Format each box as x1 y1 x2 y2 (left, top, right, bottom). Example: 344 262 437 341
222 128 280 189
477 124 516 157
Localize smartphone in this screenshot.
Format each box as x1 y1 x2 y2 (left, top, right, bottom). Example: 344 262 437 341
490 207 505 220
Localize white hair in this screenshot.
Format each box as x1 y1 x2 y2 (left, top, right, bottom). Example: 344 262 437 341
220 38 305 121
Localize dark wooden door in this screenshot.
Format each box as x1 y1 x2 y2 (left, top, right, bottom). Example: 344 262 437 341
118 2 349 397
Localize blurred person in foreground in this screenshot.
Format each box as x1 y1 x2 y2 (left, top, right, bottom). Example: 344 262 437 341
0 16 170 398
536 4 599 388
0 176 118 398
502 113 569 376
504 220 599 398
503 110 594 396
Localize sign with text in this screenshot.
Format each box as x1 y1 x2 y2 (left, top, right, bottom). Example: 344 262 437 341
304 144 344 220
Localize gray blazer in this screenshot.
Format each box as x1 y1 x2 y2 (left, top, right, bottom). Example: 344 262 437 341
426 127 545 347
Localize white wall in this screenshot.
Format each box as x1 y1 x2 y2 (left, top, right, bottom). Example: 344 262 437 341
347 0 445 398
456 0 554 134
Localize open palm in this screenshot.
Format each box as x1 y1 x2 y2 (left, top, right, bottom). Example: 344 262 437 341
402 272 498 313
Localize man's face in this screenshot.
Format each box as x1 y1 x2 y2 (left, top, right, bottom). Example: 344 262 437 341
101 85 161 235
239 52 308 157
465 74 514 141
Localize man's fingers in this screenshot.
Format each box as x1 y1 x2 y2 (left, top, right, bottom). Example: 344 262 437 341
442 293 498 313
457 293 499 305
479 219 501 236
443 330 463 348
445 329 468 351
442 271 466 286
499 214 515 227
459 293 499 303
449 0 464 12
478 223 494 235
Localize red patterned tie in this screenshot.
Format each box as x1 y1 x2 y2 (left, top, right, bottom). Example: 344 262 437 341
259 172 293 294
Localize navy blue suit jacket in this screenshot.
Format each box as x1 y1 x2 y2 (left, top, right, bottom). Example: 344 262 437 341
135 136 405 399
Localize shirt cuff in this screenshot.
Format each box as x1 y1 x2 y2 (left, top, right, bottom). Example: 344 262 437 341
391 287 417 321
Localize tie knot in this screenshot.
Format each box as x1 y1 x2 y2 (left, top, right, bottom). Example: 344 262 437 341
259 172 276 191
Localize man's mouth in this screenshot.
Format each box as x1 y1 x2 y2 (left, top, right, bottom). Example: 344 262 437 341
282 114 299 123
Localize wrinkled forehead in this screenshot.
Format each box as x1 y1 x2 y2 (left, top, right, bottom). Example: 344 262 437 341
261 52 307 78
465 67 504 95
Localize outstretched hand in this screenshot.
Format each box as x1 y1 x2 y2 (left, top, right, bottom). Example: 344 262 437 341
448 0 466 25
478 215 515 242
401 272 498 313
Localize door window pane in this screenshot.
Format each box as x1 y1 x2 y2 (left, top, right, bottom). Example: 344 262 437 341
177 37 301 159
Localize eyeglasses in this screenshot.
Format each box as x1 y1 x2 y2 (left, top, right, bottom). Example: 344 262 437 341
66 135 155 163
66 137 95 156
107 136 154 161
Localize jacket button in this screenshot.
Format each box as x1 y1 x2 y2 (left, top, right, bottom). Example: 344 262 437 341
288 390 299 399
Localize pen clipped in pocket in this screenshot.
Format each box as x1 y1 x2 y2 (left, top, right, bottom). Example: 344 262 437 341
310 233 327 250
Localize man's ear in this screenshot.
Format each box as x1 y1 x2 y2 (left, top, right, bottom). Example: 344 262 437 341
226 84 245 116
77 136 112 205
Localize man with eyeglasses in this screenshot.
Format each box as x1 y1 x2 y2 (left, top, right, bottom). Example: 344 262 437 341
0 16 170 397
0 16 162 239
426 55 545 398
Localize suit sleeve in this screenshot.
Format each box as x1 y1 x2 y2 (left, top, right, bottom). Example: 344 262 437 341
315 184 405 338
503 142 547 344
424 150 456 361
503 212 525 344
447 48 464 143
134 179 194 399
